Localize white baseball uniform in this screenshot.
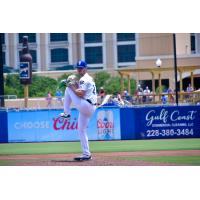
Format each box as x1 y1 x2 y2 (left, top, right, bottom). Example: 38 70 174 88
63 73 97 156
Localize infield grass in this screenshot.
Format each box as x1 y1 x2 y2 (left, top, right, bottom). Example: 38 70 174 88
124 155 200 165
0 138 200 155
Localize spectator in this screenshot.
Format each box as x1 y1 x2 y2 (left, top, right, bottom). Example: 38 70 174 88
161 94 168 104
186 83 194 101
123 90 129 96
123 90 133 104
143 86 151 102
186 83 194 92
99 87 106 104
136 84 143 103
55 89 63 106
46 91 52 108
167 87 174 103
123 90 128 100
117 92 124 105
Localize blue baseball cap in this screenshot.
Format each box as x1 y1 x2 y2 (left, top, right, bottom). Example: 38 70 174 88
75 60 87 68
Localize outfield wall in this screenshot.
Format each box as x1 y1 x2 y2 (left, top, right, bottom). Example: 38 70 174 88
0 107 121 143
0 111 8 143
0 105 200 143
120 105 200 140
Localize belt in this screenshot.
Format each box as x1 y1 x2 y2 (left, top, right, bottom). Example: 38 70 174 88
86 99 97 105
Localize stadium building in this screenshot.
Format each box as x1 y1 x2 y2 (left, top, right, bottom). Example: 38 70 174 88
2 33 200 92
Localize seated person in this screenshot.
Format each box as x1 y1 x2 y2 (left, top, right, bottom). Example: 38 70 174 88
99 87 106 104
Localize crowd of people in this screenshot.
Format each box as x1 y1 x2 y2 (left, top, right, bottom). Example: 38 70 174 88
45 82 196 108
106 83 196 106
135 85 154 103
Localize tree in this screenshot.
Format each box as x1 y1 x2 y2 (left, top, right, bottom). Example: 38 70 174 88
4 74 24 97
94 71 110 92
4 74 57 98
4 72 136 98
156 85 167 94
29 75 57 97
94 71 136 95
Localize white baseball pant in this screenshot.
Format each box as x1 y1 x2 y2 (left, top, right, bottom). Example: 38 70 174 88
64 87 96 156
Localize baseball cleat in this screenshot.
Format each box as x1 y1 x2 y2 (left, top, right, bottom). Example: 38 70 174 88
59 113 71 119
74 155 92 161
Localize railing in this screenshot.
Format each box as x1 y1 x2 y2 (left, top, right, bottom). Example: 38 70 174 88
132 90 200 105
0 95 17 111
1 91 200 110
0 95 17 99
0 96 64 110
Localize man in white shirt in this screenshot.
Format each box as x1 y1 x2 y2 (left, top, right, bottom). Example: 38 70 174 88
143 86 151 102
186 83 194 101
60 60 97 161
186 83 193 92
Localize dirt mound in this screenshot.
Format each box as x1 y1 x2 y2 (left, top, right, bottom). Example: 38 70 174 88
1 150 199 166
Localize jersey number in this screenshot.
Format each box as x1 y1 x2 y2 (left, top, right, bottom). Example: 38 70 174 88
92 85 97 95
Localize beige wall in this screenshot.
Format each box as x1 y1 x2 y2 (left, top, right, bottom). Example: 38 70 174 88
135 33 200 91
177 56 200 67
138 33 173 57
176 33 191 55
136 55 200 90
196 33 200 53
8 33 16 67
105 33 115 70
40 33 47 71
136 55 200 69
71 33 81 63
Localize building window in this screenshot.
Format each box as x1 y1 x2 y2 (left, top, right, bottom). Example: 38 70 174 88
84 33 102 43
191 33 196 53
18 33 36 43
50 33 68 42
30 50 37 63
19 50 37 64
117 33 135 41
85 46 103 64
2 51 5 65
117 45 135 62
51 48 68 62
1 33 5 44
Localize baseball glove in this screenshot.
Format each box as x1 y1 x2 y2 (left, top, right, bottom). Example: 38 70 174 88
58 74 80 90
66 74 79 89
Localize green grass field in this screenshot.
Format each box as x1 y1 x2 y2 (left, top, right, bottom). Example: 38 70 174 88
0 138 200 165
123 156 200 165
0 138 200 155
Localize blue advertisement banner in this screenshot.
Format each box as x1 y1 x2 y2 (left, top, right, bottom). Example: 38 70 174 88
134 105 200 139
120 108 137 140
0 111 8 143
7 107 121 142
94 107 121 140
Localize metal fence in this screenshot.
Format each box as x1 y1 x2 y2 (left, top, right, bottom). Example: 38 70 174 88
1 91 200 111
0 96 64 111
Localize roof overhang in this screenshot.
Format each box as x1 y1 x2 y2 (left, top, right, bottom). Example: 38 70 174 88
116 66 200 75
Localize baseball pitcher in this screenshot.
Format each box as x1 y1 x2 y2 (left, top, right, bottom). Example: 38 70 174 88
60 60 97 161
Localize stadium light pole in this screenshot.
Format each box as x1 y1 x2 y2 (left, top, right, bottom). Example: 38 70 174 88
0 33 5 107
173 33 179 106
156 58 162 95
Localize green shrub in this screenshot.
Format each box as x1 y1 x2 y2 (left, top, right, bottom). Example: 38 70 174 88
4 71 137 98
4 74 57 98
